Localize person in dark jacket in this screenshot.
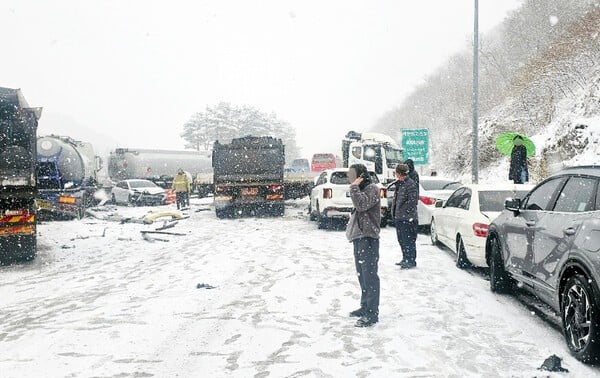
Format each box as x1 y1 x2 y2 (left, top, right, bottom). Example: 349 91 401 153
509 136 529 184
392 164 419 269
404 159 420 188
346 163 381 327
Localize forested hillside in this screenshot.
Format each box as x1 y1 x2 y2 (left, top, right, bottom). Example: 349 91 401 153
375 0 600 182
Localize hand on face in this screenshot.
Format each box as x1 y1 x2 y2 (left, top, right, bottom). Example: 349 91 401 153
347 168 363 186
352 177 364 186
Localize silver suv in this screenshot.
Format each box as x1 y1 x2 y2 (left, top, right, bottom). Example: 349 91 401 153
486 166 600 362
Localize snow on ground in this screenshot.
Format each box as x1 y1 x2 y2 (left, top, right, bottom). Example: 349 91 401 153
1 197 599 377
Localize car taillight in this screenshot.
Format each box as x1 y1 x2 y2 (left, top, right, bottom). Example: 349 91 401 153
323 188 332 199
268 184 284 192
473 223 489 238
419 196 436 206
379 188 387 198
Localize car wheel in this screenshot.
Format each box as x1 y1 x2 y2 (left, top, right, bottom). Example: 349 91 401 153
309 201 317 221
430 219 439 246
489 236 513 294
316 202 327 229
561 274 600 362
455 237 471 269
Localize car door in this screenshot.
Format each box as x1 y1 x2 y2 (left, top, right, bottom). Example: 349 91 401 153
530 176 598 299
503 177 566 285
437 188 465 247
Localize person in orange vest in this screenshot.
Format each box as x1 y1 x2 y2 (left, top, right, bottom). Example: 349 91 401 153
172 168 190 210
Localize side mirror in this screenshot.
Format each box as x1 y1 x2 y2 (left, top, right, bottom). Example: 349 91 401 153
435 199 445 208
505 198 521 212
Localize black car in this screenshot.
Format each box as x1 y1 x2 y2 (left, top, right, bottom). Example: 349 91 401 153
486 166 600 362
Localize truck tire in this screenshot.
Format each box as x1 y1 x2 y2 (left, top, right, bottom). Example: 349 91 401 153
271 204 285 217
216 207 232 219
0 235 36 264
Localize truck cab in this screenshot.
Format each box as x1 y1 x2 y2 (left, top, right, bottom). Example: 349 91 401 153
342 131 403 184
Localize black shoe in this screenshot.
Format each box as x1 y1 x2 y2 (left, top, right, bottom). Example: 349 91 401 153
395 260 406 266
355 316 378 327
349 308 366 317
400 261 417 269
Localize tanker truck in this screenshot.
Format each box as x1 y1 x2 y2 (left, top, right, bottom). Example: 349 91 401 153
0 87 41 263
36 135 103 219
107 148 213 196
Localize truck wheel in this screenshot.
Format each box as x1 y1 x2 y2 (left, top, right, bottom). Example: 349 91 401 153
216 207 232 219
19 235 37 262
272 204 285 217
0 235 36 264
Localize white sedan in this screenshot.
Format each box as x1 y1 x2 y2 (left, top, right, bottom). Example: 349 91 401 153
111 179 167 206
385 176 462 228
429 183 533 268
309 168 387 229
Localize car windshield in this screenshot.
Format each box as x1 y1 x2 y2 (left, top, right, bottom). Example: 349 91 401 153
330 171 380 185
330 172 348 184
421 180 462 191
128 180 157 189
478 190 530 212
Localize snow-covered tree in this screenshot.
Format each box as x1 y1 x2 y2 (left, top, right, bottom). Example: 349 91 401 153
181 102 300 161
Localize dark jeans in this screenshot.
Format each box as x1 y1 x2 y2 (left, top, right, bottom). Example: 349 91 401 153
353 237 380 318
176 192 188 209
395 219 418 263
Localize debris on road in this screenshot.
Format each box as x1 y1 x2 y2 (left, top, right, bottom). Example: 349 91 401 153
155 220 178 231
140 231 186 236
539 354 569 372
196 283 216 289
141 233 169 243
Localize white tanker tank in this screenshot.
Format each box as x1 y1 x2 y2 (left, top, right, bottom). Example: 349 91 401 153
108 148 213 196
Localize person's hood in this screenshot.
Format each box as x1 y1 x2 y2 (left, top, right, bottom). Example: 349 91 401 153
404 159 415 171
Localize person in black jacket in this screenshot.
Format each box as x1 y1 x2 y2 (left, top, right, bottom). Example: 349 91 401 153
509 136 529 184
392 164 419 269
404 159 420 187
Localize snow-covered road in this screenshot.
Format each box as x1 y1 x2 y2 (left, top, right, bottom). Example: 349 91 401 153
1 198 599 377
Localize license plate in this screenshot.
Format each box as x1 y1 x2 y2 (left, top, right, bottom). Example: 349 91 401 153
36 200 53 210
241 187 259 196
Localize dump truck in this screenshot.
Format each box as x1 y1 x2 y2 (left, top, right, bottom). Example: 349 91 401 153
213 136 285 218
0 87 41 263
36 135 103 219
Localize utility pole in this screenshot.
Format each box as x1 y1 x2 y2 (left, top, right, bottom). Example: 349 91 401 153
472 0 479 184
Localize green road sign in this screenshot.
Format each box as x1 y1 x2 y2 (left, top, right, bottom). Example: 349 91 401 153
401 128 429 165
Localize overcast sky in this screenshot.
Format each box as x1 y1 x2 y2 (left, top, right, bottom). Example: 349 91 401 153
1 0 522 158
